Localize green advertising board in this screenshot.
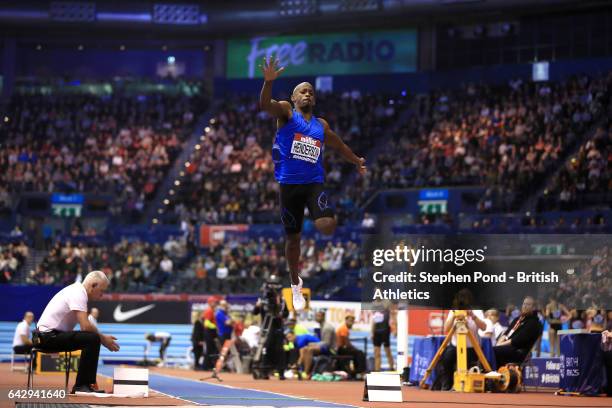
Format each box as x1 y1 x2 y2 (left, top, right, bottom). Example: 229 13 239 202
227 30 417 79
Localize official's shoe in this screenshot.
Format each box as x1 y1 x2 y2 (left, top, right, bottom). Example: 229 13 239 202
71 384 105 394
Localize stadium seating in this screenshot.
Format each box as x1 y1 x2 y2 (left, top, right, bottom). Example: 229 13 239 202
1 84 205 223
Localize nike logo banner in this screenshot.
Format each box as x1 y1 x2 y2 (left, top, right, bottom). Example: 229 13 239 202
89 301 191 324
113 304 156 322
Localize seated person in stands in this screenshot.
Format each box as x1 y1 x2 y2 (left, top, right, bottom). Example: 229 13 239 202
145 331 172 366
300 311 336 378
494 296 543 367
336 314 366 379
433 309 492 391
13 311 34 356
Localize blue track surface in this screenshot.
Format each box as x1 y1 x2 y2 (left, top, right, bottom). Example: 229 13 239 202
0 321 404 369
97 365 354 407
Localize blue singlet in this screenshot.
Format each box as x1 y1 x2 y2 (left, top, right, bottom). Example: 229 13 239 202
272 109 325 184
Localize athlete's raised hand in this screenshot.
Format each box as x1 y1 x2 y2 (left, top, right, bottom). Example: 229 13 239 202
260 56 285 81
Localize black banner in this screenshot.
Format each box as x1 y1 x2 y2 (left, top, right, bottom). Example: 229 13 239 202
89 301 191 324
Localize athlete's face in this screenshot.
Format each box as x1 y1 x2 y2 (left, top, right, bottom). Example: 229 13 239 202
292 83 315 109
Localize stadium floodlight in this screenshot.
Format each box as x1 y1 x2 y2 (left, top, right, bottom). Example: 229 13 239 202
50 2 96 22
153 3 205 25
278 0 318 17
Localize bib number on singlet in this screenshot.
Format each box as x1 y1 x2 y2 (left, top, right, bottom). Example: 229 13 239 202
290 133 321 163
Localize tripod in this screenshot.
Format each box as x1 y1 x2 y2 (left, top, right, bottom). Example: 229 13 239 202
419 310 493 392
251 313 275 379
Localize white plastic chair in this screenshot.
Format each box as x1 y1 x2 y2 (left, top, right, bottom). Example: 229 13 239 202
10 351 29 372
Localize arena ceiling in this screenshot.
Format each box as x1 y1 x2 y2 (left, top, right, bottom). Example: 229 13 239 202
0 0 608 40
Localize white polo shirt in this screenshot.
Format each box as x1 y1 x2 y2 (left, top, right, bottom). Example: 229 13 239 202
12 320 31 347
38 282 88 332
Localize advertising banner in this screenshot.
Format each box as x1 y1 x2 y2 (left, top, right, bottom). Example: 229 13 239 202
199 224 249 247
560 333 604 395
522 357 561 388
90 300 191 324
216 296 443 337
227 30 417 79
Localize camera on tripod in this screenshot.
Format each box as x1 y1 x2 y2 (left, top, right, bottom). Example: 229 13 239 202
251 275 287 379
258 275 283 316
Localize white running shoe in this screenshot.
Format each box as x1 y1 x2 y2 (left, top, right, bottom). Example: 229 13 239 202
291 277 306 311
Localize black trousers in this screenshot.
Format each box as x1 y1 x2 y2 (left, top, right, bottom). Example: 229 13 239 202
13 344 33 354
192 342 204 369
203 328 218 369
158 338 171 360
37 331 100 387
433 345 478 391
494 345 526 367
337 346 366 377
604 350 612 397
264 328 286 374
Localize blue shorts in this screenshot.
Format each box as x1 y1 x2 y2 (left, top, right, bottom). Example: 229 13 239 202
315 342 330 355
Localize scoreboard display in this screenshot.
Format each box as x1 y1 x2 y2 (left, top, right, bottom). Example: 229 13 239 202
418 189 449 215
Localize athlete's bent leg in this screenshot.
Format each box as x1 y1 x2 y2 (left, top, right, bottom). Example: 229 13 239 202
315 217 336 236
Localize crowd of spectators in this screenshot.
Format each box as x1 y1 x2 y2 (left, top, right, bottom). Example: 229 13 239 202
163 74 611 228
0 87 204 221
25 236 190 291
539 123 611 211
21 235 363 294
545 244 611 311
358 74 611 212
169 91 403 225
177 237 363 293
0 241 29 283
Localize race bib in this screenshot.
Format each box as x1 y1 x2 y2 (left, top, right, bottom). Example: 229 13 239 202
290 133 321 163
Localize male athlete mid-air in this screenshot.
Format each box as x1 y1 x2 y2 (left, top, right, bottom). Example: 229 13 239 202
259 57 367 311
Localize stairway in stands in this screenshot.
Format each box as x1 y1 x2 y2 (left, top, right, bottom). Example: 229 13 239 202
520 117 610 212
18 249 47 283
144 107 217 224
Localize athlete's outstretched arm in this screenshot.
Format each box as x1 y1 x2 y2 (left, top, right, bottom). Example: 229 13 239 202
259 57 291 119
319 118 367 176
